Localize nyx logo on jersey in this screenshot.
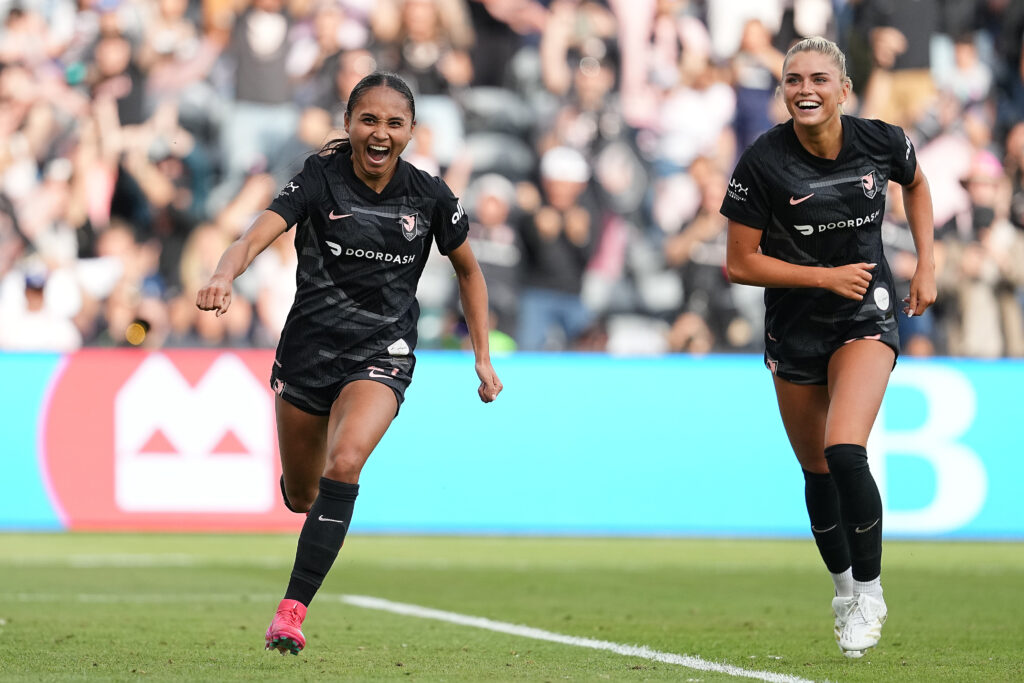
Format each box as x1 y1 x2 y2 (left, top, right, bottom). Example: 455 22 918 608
400 214 417 241
278 181 299 197
727 178 749 202
861 171 879 199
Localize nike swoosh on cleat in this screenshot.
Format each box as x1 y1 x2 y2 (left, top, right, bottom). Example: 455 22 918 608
318 515 346 525
329 211 353 220
854 519 880 534
789 193 814 205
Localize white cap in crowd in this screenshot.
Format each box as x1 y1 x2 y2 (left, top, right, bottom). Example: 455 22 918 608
540 146 590 183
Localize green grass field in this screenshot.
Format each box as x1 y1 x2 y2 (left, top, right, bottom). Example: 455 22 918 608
0 534 1021 682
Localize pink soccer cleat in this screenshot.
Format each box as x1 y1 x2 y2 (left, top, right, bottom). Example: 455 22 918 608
265 599 307 655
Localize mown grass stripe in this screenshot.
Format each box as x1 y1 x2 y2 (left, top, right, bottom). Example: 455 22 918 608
341 594 818 683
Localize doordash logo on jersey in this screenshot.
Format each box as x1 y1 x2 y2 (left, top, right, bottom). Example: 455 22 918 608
43 350 294 530
795 210 880 236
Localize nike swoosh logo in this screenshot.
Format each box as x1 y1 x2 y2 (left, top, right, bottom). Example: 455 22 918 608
854 519 880 534
789 193 814 205
368 370 394 379
329 211 352 220
811 524 838 533
318 515 346 525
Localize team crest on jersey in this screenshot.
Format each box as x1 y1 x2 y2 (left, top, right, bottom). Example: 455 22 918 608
860 171 879 199
400 214 418 241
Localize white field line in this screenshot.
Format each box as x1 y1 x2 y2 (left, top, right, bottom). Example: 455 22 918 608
2 590 823 683
341 594 820 683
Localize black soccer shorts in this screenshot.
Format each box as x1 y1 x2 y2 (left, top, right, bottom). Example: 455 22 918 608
270 353 415 416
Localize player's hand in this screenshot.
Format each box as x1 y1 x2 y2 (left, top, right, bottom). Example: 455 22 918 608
196 275 233 317
475 360 503 403
827 263 875 301
903 264 937 317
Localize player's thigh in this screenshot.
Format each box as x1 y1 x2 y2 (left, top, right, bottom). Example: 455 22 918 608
772 375 830 473
825 339 895 447
275 395 329 495
324 380 399 482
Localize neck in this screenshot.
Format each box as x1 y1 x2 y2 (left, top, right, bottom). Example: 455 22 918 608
793 115 843 160
358 172 392 194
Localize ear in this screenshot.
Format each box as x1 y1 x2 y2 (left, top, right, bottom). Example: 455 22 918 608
343 111 350 134
839 77 852 105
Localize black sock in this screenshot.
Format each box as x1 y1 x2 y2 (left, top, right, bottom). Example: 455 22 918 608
284 477 359 606
824 444 882 581
802 469 851 574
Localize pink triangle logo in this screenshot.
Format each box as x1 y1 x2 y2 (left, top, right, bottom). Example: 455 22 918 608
210 430 249 455
138 429 176 454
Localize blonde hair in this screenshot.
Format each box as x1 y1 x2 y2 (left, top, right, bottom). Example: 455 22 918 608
783 36 852 88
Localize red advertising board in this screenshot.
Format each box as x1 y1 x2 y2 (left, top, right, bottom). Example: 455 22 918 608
44 349 301 531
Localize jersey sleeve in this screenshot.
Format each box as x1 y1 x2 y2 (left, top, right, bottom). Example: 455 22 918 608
886 123 917 186
430 177 469 255
267 156 318 230
719 147 772 230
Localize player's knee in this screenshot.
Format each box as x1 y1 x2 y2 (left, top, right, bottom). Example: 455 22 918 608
284 483 317 513
323 445 368 483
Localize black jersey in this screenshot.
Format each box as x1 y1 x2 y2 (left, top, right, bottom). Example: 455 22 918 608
720 116 917 341
268 150 468 386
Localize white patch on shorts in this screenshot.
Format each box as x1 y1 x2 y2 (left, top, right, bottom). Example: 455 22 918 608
873 286 890 311
387 338 410 356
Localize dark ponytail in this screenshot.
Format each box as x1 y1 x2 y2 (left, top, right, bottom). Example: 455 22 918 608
319 71 417 158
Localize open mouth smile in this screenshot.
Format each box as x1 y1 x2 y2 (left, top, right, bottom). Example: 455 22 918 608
367 144 390 163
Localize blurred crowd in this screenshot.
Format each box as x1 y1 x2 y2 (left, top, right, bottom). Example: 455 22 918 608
1 0 1024 356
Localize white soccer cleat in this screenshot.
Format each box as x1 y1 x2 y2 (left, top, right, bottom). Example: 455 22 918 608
831 596 863 658
838 593 887 655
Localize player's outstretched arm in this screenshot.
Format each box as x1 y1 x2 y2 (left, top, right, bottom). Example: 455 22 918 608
448 240 503 403
900 165 937 317
196 210 289 317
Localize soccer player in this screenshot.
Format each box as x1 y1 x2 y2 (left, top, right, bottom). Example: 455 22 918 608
196 71 503 655
720 37 936 657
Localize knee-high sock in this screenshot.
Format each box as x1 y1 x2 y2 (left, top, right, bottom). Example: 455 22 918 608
284 477 359 606
824 444 882 582
802 469 851 575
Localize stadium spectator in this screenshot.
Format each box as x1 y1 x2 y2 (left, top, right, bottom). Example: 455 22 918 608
212 0 300 212
463 172 522 337
466 0 547 88
947 150 1024 357
0 266 82 350
721 37 936 657
517 145 597 350
729 18 783 153
195 72 501 656
856 0 940 129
